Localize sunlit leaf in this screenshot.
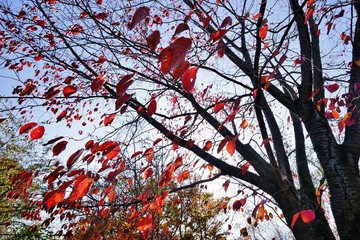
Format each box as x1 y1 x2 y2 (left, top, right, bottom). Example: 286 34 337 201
19 122 37 134
301 209 316 223
30 125 45 140
137 214 152 231
69 176 93 202
226 140 236 156
182 67 198 91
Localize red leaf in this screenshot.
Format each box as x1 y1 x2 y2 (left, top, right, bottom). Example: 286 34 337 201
147 100 157 116
291 212 300 228
210 29 227 44
30 126 45 140
52 140 68 156
131 151 143 159
153 138 162 146
203 140 212 151
147 30 160 52
63 85 77 98
69 177 93 202
202 16 211 28
223 179 230 192
116 79 134 96
98 141 120 160
128 6 150 30
91 75 105 92
233 199 246 211
144 168 153 180
220 16 232 28
104 113 116 126
159 37 192 74
56 110 67 122
338 120 346 133
182 67 198 91
34 55 43 61
325 83 339 93
172 60 190 80
177 170 190 183
43 190 65 208
259 24 268 40
214 102 225 113
19 122 37 134
137 214 152 231
301 209 316 223
226 140 236 156
242 162 250 176
19 84 36 96
217 138 228 153
85 140 94 150
66 149 84 169
173 23 189 36
96 0 103 4
144 148 154 163
43 136 63 146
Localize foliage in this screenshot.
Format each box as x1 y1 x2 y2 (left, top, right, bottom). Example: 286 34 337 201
0 0 360 239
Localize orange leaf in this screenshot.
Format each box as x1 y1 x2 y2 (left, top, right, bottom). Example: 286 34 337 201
144 148 154 163
104 113 116 126
19 122 37 134
137 214 152 231
159 37 192 74
259 24 268 40
203 140 212 151
128 6 150 30
240 119 248 129
338 120 346 133
301 209 315 223
69 177 93 202
144 168 153 180
241 162 250 176
30 125 45 140
43 190 65 208
332 110 340 119
147 30 160 52
147 100 157 116
182 67 198 91
214 102 225 113
291 212 300 228
226 140 236 156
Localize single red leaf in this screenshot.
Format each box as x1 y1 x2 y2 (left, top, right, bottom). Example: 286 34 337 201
214 102 225 113
182 67 198 91
233 199 246 211
101 208 110 218
202 16 211 28
325 83 339 93
56 110 67 122
240 119 248 129
144 148 154 163
131 151 143 159
147 30 160 52
128 6 150 30
173 23 189 36
104 113 116 126
259 24 268 40
52 140 68 156
220 16 232 28
43 190 65 208
153 138 162 146
137 214 152 231
69 177 93 202
116 80 134 96
66 148 84 169
19 122 37 134
223 179 230 192
338 120 346 133
147 100 157 116
217 138 228 153
159 37 192 74
19 84 36 96
301 209 316 223
291 212 300 228
96 0 103 4
85 140 94 150
226 140 236 156
242 162 250 176
172 60 190 80
43 136 63 146
30 125 45 140
203 140 213 151
210 29 228 44
63 85 77 98
144 167 153 180
91 75 105 92
34 55 43 61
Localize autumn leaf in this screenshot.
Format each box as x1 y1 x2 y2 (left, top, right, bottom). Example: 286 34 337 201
66 148 84 169
301 209 316 223
69 176 93 202
19 122 37 134
103 113 116 126
159 37 192 74
233 199 246 211
217 138 228 153
147 99 157 116
128 6 150 30
210 29 227 44
223 179 230 192
43 190 65 208
240 119 248 129
220 16 232 28
144 167 153 179
173 23 189 36
203 140 212 151
147 30 160 52
144 148 154 163
63 85 77 98
226 140 236 156
52 140 68 156
259 24 268 40
172 60 190 80
137 214 152 231
241 162 250 176
291 212 300 228
214 102 225 113
182 67 198 91
325 83 339 93
30 125 45 140
91 75 105 92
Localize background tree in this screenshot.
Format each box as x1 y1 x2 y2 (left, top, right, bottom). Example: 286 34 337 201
0 0 359 239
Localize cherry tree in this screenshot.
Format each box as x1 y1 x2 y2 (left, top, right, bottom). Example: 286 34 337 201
1 0 360 239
